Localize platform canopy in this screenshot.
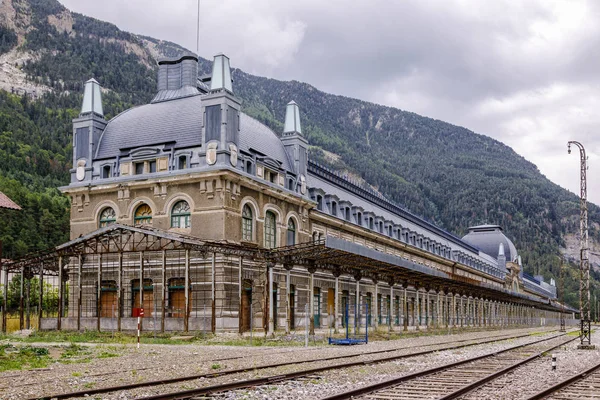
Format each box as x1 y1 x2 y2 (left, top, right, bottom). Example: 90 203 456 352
3 224 566 312
266 236 565 312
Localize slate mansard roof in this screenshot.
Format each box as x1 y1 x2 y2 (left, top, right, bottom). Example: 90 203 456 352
461 225 519 261
95 93 293 171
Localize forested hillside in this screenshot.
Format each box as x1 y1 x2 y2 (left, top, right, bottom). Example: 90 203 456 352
0 0 597 308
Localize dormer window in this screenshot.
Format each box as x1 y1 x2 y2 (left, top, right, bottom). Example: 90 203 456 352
102 165 111 179
135 162 144 175
178 156 187 170
246 160 253 174
149 160 156 173
316 195 323 211
264 169 278 184
331 202 337 216
369 217 374 230
356 212 362 225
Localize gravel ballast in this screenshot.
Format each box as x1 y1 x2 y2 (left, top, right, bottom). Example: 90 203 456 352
0 326 569 399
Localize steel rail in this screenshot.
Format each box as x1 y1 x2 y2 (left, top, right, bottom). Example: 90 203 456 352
321 333 576 400
525 358 600 400
28 330 557 400
136 332 573 400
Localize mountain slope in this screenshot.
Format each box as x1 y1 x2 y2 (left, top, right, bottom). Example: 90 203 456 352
0 0 597 308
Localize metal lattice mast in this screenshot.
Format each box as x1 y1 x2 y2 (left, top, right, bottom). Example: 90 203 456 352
560 258 566 332
568 141 592 347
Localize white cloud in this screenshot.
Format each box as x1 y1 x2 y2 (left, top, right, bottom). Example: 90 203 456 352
57 0 600 203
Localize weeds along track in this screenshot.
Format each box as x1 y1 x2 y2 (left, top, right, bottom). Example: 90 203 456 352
28 329 567 400
525 357 600 400
321 334 577 400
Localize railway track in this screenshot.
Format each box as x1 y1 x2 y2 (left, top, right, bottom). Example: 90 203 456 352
526 357 600 400
321 334 578 400
25 329 566 400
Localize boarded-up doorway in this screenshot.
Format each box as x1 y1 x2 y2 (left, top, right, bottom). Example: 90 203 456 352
132 279 154 317
100 280 117 317
327 288 335 326
240 279 252 332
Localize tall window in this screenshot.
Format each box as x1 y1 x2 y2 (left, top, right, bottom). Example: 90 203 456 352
287 219 296 245
171 200 191 228
264 211 277 248
242 205 253 241
134 204 152 226
99 207 116 228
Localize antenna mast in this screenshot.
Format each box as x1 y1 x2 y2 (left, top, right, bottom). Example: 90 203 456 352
196 0 200 54
568 140 593 349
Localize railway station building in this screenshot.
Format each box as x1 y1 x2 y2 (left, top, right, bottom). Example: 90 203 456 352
1 53 571 335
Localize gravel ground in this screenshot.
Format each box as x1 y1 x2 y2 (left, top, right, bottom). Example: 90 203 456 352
211 329 571 400
0 326 561 400
461 331 600 400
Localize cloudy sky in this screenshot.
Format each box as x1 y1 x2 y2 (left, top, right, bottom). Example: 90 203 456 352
59 0 600 204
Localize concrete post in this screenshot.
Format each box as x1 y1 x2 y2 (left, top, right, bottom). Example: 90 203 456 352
390 284 394 331
19 266 24 330
38 263 44 327
161 250 166 333
403 286 408 332
309 271 314 335
415 288 420 330
184 249 190 332
374 281 378 330
57 256 63 331
334 275 339 334
139 252 144 332
285 268 291 335
117 252 123 332
97 254 102 331
77 255 82 331
355 278 360 333
268 263 274 336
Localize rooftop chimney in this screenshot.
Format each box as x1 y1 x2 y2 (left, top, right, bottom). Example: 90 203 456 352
81 78 103 117
210 53 233 92
153 54 199 103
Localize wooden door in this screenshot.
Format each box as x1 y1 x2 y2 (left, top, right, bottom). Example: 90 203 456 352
241 280 252 332
132 291 154 317
327 288 335 320
100 291 117 317
170 289 186 318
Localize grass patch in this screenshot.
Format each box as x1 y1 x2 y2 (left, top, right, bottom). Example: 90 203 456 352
211 363 221 370
97 351 119 359
59 343 93 364
0 344 51 371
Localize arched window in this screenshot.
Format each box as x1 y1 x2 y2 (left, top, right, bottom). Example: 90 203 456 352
99 207 116 228
264 211 277 249
134 204 152 226
171 200 190 228
287 219 296 245
242 204 253 241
